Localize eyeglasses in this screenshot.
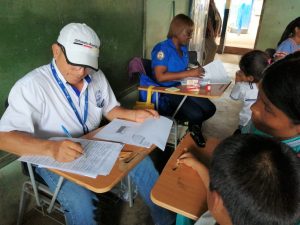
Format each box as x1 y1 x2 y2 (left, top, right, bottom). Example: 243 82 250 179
57 43 93 72
184 31 193 38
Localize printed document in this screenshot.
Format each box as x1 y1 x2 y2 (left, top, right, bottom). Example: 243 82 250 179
18 138 124 178
202 60 230 84
94 116 172 151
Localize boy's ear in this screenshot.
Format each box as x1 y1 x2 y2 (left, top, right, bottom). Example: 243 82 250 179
295 124 300 134
210 191 223 212
209 191 232 225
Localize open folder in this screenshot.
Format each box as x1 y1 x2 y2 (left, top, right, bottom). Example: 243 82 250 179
94 116 173 151
18 138 124 178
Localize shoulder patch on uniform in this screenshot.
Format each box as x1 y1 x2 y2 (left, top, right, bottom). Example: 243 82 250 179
156 51 165 60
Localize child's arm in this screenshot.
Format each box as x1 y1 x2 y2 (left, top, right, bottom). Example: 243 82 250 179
230 83 243 101
178 152 209 190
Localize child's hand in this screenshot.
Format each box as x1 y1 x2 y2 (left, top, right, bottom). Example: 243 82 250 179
235 70 244 82
178 151 210 188
274 51 287 61
177 152 200 170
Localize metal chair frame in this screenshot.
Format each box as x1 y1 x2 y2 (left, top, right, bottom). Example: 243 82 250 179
17 163 66 225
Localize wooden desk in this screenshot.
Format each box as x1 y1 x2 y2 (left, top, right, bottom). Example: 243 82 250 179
139 83 230 119
138 83 231 99
151 133 220 220
51 128 156 193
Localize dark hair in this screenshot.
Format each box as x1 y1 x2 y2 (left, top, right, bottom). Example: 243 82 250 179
262 51 300 124
239 50 269 82
209 134 300 225
167 14 194 39
277 17 300 47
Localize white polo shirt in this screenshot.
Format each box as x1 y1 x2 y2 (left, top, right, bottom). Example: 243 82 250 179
0 59 120 139
230 82 258 126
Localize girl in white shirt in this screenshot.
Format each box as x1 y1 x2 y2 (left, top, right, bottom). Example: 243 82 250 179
230 50 270 134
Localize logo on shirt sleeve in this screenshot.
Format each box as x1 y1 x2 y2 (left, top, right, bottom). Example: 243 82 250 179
156 51 165 60
95 90 105 108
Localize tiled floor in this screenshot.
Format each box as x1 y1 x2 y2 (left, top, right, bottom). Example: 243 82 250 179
19 53 240 225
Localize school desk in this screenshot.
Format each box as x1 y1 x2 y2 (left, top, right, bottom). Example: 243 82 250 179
42 127 156 212
138 83 231 118
151 133 220 220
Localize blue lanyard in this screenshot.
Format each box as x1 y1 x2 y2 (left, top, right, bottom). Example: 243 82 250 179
50 62 89 134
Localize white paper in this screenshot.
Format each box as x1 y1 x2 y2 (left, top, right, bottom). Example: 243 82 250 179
94 116 173 151
202 60 231 84
18 138 124 178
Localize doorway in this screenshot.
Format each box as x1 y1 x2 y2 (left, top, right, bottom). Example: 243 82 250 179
215 0 264 55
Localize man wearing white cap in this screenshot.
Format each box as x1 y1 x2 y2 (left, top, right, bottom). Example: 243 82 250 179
0 23 175 225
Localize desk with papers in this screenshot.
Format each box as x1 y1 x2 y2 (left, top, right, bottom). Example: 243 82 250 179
151 133 220 220
18 116 172 212
138 60 231 118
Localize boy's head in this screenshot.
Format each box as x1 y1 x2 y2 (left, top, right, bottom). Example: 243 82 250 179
250 51 300 139
238 50 269 83
208 134 300 225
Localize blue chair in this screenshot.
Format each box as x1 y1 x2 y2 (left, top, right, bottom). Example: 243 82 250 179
129 57 184 148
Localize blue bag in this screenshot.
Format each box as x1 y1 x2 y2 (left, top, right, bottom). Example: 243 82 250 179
139 73 160 106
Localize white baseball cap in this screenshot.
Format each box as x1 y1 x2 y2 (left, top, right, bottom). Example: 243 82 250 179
57 23 100 70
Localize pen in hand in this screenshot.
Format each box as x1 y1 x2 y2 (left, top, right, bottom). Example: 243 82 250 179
61 125 72 138
61 125 86 158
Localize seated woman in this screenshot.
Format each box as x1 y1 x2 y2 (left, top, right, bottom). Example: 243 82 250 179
275 17 300 60
151 14 216 147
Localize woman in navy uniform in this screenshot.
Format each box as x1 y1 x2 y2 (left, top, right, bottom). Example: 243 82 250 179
151 14 216 147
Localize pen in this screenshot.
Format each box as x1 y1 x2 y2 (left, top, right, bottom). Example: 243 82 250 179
61 125 86 158
61 125 72 138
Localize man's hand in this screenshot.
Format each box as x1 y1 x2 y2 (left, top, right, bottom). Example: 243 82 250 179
106 106 159 123
51 140 84 162
134 109 159 123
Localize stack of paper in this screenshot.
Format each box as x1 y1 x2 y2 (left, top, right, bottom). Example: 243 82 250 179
18 138 124 178
202 60 231 84
94 116 173 151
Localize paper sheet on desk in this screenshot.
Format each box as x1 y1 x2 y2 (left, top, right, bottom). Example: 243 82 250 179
94 116 173 151
18 138 124 178
202 60 231 84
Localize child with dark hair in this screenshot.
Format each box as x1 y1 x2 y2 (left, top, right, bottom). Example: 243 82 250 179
275 17 300 60
230 50 270 134
178 134 300 225
245 51 300 155
176 52 300 225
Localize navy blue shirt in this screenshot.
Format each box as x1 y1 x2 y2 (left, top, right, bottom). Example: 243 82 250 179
151 38 188 87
